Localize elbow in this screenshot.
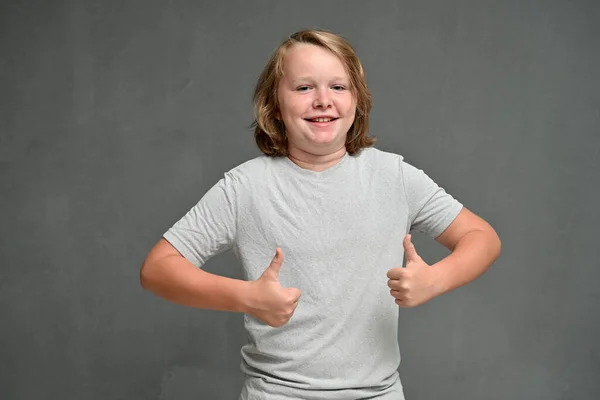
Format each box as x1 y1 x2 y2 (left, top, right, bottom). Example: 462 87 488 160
139 259 156 291
496 233 502 256
139 264 149 290
489 228 502 263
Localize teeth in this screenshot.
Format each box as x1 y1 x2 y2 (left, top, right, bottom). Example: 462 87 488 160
311 118 333 122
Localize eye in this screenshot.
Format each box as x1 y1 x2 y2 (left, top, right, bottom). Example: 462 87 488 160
296 86 311 92
332 85 347 91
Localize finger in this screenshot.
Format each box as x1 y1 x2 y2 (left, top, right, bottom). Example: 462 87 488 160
403 234 422 263
389 282 409 295
386 267 403 279
388 280 409 292
288 287 302 302
387 279 400 290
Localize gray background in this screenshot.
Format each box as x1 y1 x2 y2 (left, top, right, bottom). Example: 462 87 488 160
1 0 599 399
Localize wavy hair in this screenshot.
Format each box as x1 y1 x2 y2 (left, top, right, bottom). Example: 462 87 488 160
252 29 375 156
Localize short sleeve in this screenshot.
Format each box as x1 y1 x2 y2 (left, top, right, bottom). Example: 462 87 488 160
163 172 238 267
401 161 463 238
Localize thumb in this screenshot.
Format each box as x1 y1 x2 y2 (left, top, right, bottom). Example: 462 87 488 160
403 234 422 264
265 248 284 280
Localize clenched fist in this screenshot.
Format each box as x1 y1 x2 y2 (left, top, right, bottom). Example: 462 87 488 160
247 248 302 327
387 235 441 308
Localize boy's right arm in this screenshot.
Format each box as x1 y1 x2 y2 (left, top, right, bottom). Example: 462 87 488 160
139 239 302 327
140 238 252 313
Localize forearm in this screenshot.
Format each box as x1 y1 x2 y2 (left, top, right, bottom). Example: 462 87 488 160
432 229 501 296
140 255 252 313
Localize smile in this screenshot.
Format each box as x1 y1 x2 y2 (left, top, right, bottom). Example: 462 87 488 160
304 117 338 123
309 117 334 122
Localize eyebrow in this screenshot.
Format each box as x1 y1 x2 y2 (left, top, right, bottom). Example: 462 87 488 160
291 76 349 84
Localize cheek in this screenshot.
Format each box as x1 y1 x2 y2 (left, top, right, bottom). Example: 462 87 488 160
338 95 357 115
348 103 357 118
280 97 307 120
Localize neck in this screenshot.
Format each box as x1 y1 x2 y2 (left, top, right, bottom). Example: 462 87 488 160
287 146 347 172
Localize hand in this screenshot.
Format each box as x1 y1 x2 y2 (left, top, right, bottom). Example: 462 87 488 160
247 248 302 327
387 234 440 308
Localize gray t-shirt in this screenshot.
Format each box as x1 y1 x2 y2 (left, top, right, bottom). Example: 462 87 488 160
163 147 463 400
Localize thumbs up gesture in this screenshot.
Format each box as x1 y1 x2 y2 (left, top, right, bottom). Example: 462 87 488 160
387 235 440 308
247 248 302 327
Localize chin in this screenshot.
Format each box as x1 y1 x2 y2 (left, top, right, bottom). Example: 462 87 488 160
307 136 346 152
311 130 342 142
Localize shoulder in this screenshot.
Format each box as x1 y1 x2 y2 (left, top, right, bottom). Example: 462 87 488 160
363 147 433 174
354 147 436 195
220 154 284 188
229 154 284 175
356 146 404 162
353 147 409 172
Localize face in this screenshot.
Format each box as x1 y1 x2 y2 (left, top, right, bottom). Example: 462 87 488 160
277 44 357 157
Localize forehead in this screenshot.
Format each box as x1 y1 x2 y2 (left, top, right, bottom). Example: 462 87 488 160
281 44 348 79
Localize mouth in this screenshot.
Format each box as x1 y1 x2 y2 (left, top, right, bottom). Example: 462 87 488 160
304 117 339 124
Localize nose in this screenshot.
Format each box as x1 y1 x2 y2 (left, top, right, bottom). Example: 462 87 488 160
312 88 332 109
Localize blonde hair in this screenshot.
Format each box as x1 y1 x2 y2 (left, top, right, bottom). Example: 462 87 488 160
252 29 376 156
